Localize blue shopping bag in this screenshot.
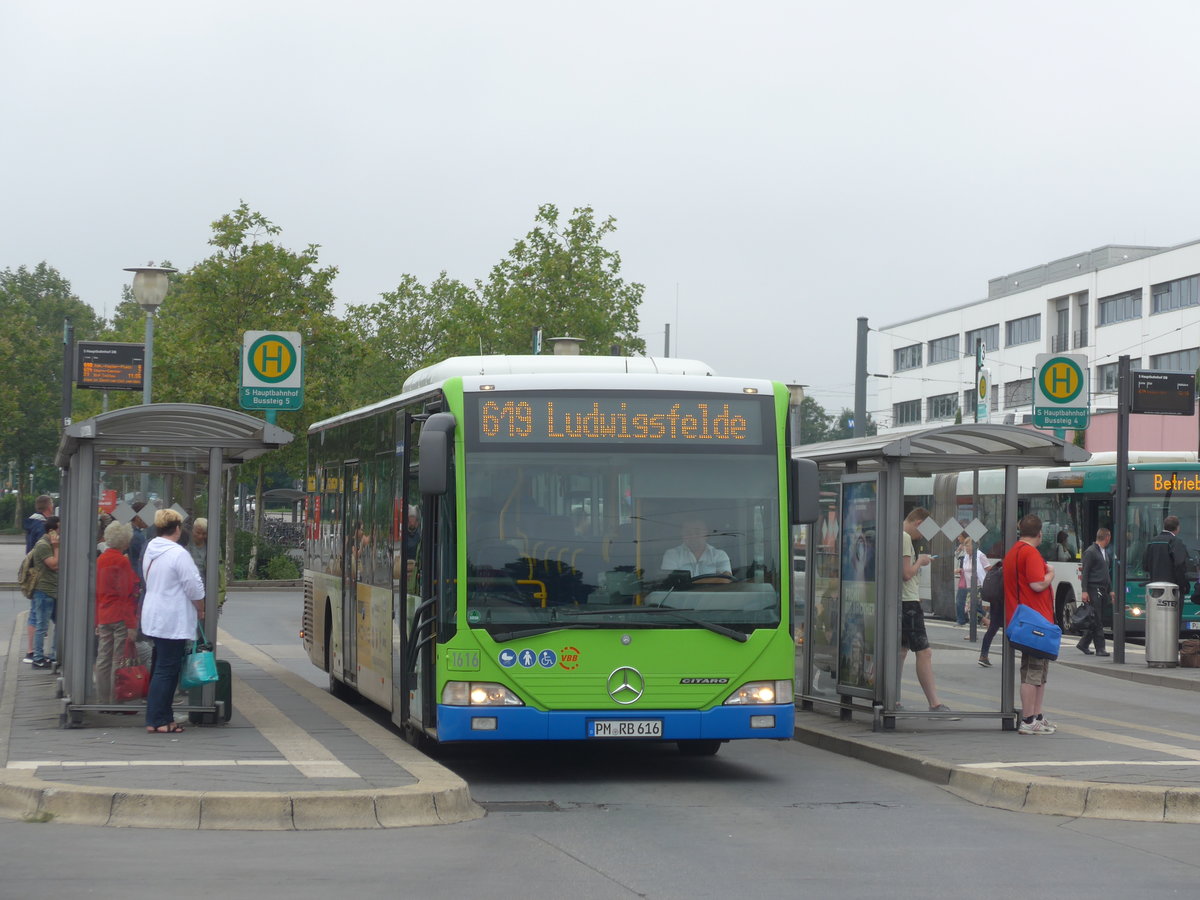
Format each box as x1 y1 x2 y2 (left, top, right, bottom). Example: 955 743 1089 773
180 625 220 690
1005 604 1061 660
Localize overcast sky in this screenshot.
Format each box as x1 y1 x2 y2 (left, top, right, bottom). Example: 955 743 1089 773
6 1 1200 415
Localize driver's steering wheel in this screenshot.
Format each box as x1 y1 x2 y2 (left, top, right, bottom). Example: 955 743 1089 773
691 573 735 585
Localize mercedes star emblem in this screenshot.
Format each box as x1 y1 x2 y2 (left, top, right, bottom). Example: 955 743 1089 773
607 666 645 705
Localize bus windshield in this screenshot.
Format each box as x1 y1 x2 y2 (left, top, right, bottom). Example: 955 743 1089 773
464 449 783 636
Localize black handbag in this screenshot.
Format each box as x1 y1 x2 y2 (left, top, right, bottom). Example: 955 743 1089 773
1070 602 1096 633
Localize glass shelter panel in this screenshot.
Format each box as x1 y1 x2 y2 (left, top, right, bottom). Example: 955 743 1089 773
86 443 217 708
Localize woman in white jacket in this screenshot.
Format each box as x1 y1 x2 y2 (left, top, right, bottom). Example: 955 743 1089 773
141 508 205 734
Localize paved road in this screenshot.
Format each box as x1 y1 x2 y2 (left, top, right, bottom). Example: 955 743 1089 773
2 590 1200 897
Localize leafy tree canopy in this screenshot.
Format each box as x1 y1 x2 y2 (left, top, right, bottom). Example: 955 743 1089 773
349 204 646 400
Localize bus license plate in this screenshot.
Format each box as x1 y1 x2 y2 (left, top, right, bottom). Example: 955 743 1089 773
590 719 663 738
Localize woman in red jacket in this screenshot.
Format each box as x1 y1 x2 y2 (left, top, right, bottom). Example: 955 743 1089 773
95 521 139 705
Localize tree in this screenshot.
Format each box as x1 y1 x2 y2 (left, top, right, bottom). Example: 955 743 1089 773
0 263 103 523
348 204 647 396
797 396 833 445
828 408 878 441
481 205 645 357
149 203 353 465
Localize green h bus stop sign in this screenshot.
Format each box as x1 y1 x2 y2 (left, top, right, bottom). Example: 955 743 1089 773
1033 353 1088 430
240 331 304 411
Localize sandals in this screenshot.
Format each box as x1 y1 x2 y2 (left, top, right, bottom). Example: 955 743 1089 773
147 723 185 734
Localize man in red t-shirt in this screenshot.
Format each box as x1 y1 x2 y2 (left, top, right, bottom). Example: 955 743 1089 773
1004 514 1057 735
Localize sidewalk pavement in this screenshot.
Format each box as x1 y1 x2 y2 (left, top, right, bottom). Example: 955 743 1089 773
795 619 1200 823
0 592 482 830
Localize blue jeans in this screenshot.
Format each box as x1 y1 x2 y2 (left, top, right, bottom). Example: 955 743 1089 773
145 637 187 729
30 590 56 663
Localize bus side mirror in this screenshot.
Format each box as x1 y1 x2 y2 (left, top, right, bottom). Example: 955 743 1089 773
418 413 457 496
790 458 819 525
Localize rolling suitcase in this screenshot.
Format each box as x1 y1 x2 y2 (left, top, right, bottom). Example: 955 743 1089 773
188 658 233 724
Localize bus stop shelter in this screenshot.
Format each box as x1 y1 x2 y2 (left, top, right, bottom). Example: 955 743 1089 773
53 404 292 727
794 424 1089 730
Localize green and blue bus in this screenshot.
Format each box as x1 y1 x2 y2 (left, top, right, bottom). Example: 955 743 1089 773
924 452 1200 635
304 354 818 754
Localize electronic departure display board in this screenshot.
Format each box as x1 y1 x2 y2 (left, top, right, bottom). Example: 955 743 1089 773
1131 370 1195 416
469 393 766 446
76 342 145 391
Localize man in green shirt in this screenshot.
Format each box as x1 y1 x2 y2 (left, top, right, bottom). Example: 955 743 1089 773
901 508 955 716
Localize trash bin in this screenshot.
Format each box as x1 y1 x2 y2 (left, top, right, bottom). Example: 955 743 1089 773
1145 582 1181 668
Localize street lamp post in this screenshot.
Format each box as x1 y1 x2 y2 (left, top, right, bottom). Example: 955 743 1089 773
124 265 176 405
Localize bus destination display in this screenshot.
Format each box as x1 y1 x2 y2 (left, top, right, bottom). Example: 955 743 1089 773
474 395 764 445
75 342 145 391
1133 471 1200 495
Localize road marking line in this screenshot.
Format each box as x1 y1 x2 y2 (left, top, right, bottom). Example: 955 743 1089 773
231 673 359 778
7 760 296 769
963 759 1200 770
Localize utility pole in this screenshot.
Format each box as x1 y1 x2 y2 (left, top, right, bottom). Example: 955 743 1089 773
854 317 868 438
1113 354 1130 664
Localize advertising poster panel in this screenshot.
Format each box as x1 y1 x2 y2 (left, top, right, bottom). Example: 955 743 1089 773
808 481 841 697
838 477 878 696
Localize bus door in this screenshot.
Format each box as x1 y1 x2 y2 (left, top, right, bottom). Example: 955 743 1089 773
341 461 363 686
402 411 455 738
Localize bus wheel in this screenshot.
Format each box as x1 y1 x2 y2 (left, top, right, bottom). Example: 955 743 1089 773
677 740 722 757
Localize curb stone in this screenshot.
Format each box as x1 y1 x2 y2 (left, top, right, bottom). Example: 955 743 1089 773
0 768 483 830
795 715 1200 824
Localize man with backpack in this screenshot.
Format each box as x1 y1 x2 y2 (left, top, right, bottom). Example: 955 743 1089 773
21 495 53 662
27 515 60 669
976 557 1004 668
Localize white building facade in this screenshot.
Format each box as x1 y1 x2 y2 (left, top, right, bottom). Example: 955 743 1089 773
876 241 1200 433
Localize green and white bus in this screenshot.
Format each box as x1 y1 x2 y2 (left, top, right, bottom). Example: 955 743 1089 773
924 452 1200 635
304 354 818 754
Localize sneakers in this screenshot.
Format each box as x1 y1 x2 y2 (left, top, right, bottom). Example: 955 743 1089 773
22 653 33 664
928 704 961 721
1038 716 1057 733
31 659 52 670
977 657 992 667
1018 718 1053 735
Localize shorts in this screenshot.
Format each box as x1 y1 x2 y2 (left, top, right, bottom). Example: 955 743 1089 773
1020 654 1050 686
901 601 930 652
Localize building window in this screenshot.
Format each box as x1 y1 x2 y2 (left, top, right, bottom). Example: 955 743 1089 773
893 399 921 426
1097 362 1120 393
962 388 1000 415
893 344 922 371
1098 289 1142 326
1151 275 1200 314
1004 379 1032 409
1150 348 1200 372
1005 314 1040 347
928 335 959 365
927 392 958 420
964 324 999 356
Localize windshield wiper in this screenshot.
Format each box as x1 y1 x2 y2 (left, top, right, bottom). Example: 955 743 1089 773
558 606 748 643
490 623 601 642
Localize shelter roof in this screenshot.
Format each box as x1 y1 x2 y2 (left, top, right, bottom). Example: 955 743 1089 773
56 403 292 468
794 423 1090 476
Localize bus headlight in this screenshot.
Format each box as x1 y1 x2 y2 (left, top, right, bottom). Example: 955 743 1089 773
1129 606 1144 617
724 680 793 705
442 682 525 706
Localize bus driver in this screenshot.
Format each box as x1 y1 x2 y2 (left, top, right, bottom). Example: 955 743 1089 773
661 517 733 579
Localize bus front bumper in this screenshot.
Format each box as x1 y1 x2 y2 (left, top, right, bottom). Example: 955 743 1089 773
436 703 795 742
